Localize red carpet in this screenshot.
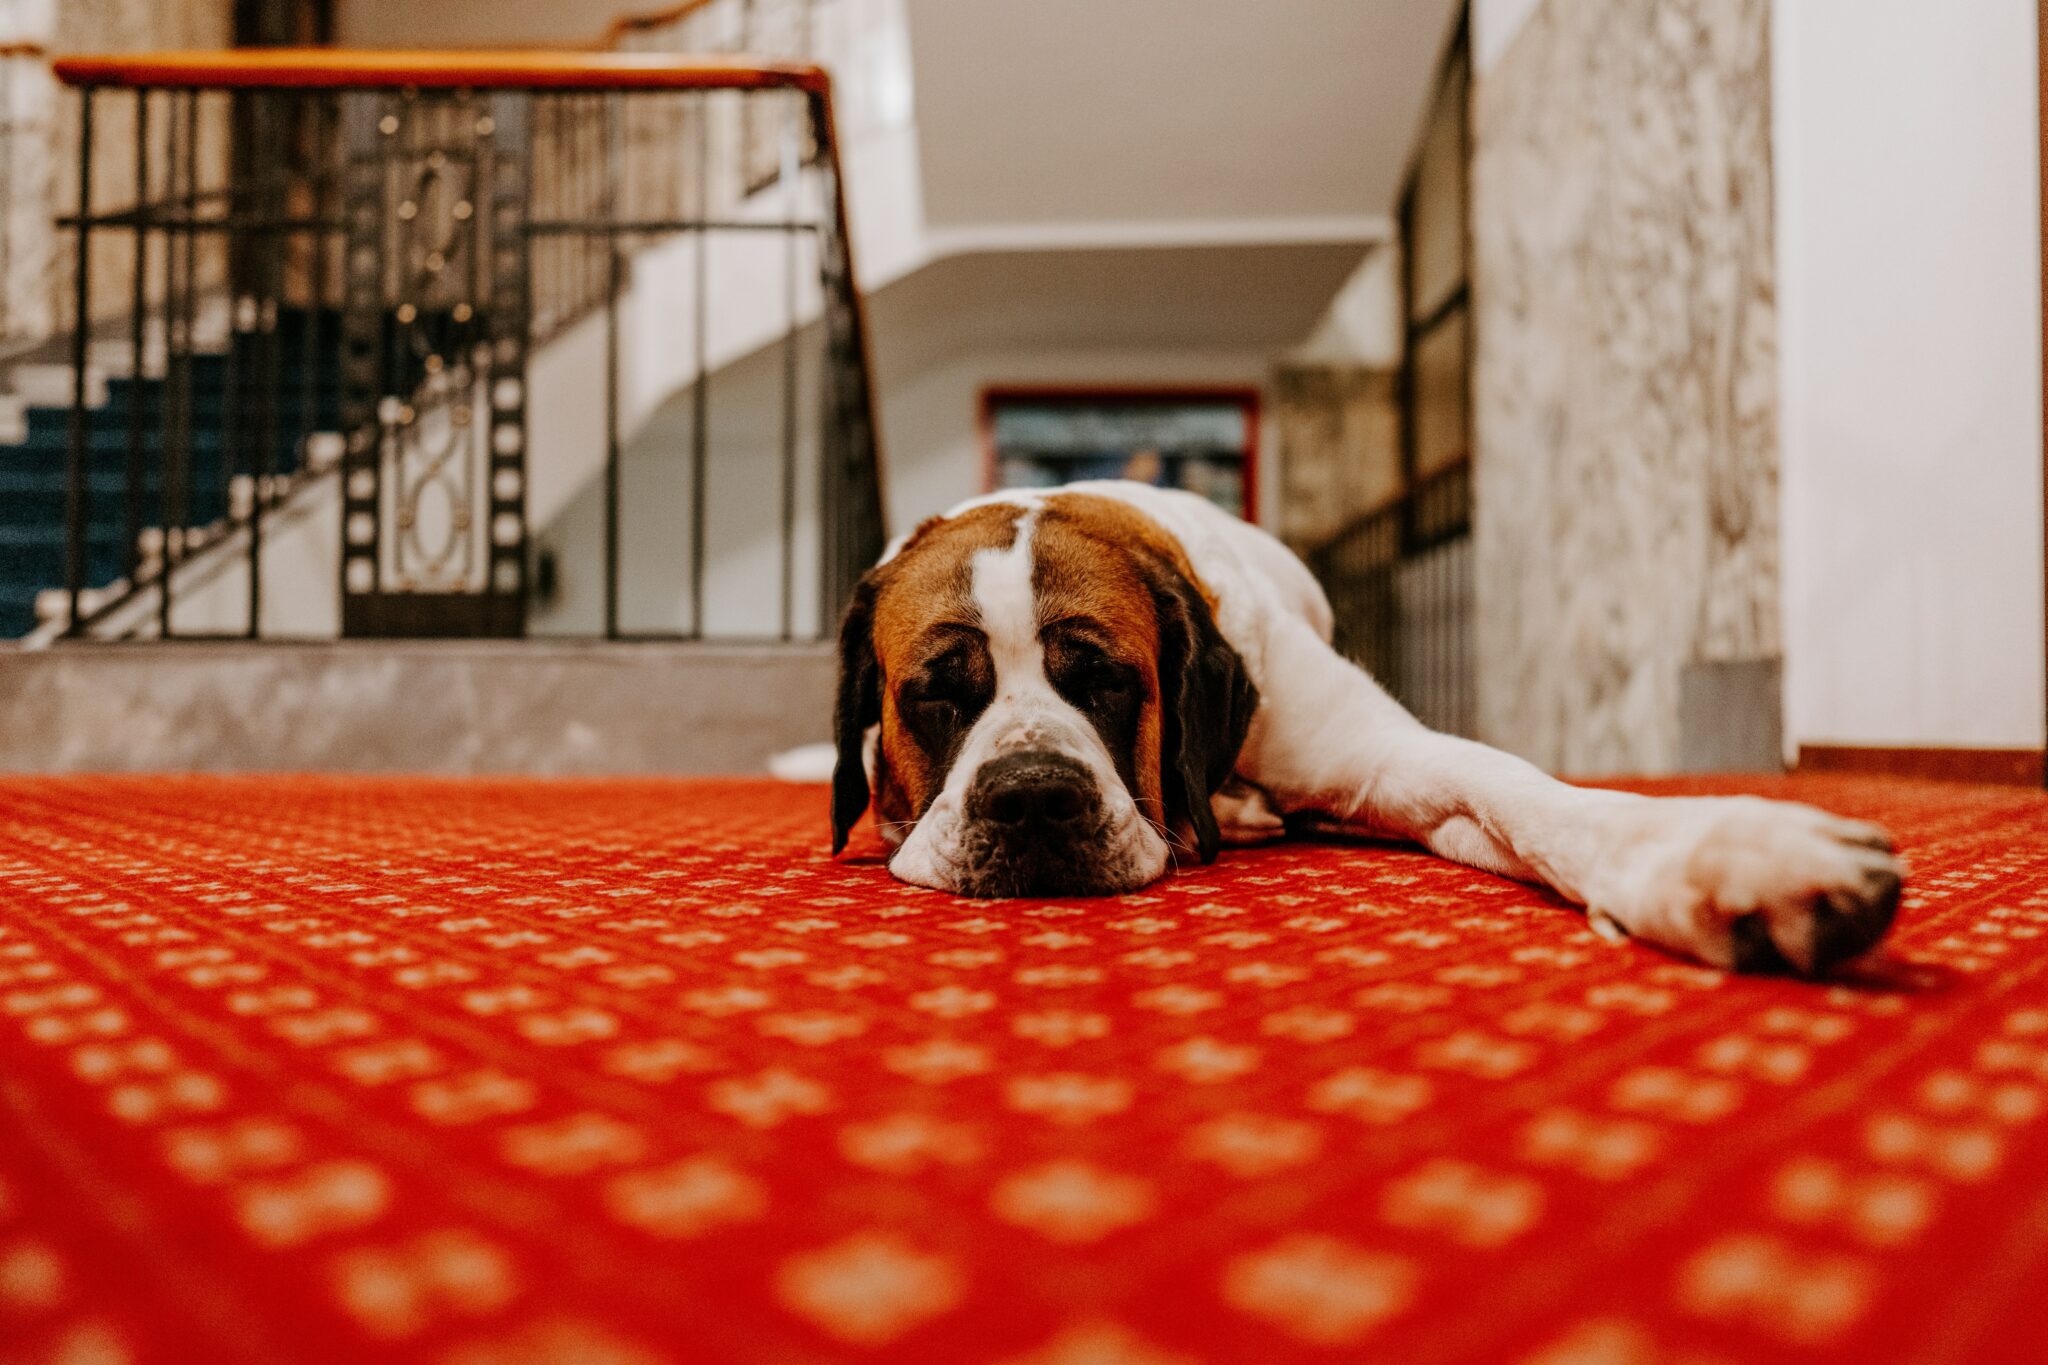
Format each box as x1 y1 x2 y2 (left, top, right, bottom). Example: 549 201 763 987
1 774 2045 1365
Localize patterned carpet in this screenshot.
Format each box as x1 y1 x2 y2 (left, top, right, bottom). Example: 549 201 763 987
0 773 2044 1365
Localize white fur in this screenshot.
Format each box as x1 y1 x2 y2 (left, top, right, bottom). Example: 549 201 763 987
879 481 1902 973
768 742 837 783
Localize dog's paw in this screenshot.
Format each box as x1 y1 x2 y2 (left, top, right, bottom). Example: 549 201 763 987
1211 778 1287 847
1589 797 1902 976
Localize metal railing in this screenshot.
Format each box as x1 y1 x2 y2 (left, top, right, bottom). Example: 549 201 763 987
44 49 884 643
531 0 816 342
1307 457 1473 736
1308 11 1476 737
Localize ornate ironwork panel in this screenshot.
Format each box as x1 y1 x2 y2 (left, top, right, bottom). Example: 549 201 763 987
339 88 526 638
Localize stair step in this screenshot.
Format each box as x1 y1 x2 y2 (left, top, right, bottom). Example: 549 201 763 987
2 304 354 638
0 496 238 531
22 403 340 436
0 476 288 512
0 515 222 551
0 468 237 493
9 365 109 409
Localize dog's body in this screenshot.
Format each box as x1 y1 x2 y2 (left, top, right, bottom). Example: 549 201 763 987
832 481 1901 976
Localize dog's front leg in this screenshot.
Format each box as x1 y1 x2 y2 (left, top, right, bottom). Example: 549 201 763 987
1236 617 1902 975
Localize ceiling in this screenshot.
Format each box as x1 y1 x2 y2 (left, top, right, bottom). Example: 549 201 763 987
904 0 1464 234
865 242 1376 383
332 0 1460 249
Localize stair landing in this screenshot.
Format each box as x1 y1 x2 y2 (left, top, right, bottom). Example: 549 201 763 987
0 640 832 773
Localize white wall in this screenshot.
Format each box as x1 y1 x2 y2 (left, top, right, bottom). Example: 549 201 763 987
336 0 593 45
1471 0 1544 73
527 330 827 642
1775 0 2046 753
1286 248 1402 369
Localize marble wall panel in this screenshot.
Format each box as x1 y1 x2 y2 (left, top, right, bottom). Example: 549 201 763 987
1471 0 1779 773
17 0 236 338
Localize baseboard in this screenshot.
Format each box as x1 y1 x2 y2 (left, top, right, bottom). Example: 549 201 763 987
1678 659 1782 773
1795 744 2047 787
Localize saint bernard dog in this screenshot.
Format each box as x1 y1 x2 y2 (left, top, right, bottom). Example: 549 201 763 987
830 481 1901 976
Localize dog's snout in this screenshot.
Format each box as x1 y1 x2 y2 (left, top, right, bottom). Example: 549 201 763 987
970 751 1098 831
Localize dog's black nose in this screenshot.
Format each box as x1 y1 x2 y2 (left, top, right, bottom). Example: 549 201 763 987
970 751 1098 831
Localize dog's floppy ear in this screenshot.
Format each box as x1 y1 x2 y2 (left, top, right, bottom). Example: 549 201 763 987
1150 564 1258 863
831 575 883 854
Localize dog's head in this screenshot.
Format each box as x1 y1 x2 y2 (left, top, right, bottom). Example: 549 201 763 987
831 494 1257 897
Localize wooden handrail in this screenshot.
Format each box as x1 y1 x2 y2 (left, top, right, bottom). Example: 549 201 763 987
592 0 725 50
52 48 827 92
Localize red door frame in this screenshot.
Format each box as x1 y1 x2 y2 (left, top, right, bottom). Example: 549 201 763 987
977 384 1262 525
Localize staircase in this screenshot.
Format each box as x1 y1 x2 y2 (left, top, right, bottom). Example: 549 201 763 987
0 306 343 637
28 49 883 652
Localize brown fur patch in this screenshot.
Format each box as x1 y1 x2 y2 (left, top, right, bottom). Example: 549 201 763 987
1043 493 1218 611
867 502 1026 821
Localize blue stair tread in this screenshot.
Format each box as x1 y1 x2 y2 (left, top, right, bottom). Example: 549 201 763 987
0 305 361 637
0 523 212 549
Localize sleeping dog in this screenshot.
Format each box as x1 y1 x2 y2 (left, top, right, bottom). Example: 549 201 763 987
830 481 1901 976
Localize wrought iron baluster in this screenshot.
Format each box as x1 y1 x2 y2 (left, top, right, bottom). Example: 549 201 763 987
337 90 389 628
249 87 287 638
160 91 187 638
221 186 244 625
809 87 883 630
779 93 799 642
688 88 710 640
602 92 621 640
63 87 92 637
124 89 150 592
